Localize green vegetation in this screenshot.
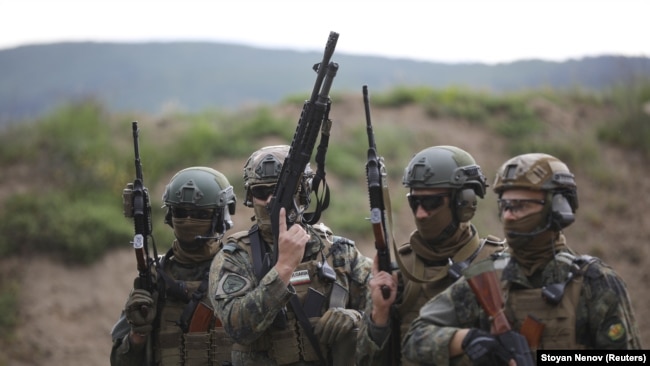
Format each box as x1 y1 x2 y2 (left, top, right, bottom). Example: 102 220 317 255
1 83 649 343
597 81 650 159
3 84 649 262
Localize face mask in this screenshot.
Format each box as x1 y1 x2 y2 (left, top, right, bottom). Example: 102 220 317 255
415 205 453 241
253 202 275 244
172 217 212 250
503 207 560 275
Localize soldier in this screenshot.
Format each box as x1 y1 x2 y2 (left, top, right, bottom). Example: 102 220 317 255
110 167 237 366
402 153 642 365
208 145 372 366
356 145 505 365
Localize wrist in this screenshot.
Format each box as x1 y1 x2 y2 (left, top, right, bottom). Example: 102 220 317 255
370 307 389 326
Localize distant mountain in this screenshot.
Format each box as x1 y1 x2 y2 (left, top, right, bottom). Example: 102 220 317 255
1 41 649 125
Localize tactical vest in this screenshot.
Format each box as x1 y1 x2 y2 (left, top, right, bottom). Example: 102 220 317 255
394 234 504 366
497 252 595 354
230 224 352 365
153 250 234 366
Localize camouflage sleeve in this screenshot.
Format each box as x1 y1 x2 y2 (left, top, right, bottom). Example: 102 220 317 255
356 308 392 365
110 332 148 366
109 311 148 366
344 241 373 311
327 236 372 311
208 246 293 345
401 279 480 366
580 262 642 349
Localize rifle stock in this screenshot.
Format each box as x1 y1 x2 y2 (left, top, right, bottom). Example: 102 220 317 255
464 260 535 366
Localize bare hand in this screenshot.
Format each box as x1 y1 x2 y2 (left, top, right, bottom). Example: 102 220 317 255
275 207 310 284
369 254 397 326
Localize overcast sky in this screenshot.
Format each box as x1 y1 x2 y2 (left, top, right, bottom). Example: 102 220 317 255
1 0 648 64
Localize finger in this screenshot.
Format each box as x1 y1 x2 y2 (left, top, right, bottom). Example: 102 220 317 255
279 207 287 233
372 254 380 275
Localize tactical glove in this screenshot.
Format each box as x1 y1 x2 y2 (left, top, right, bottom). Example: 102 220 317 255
314 307 362 345
124 288 157 335
461 328 500 365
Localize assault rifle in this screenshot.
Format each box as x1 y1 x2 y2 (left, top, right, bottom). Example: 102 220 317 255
363 85 400 366
123 121 159 294
464 260 535 366
269 31 339 263
266 31 339 365
363 85 392 299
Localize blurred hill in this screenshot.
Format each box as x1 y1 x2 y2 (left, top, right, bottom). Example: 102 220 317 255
1 41 650 125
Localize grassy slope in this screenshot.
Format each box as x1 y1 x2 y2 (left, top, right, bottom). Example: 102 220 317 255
0 85 649 363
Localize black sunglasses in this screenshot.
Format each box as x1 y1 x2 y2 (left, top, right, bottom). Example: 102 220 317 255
250 185 276 200
497 199 545 215
171 207 214 219
407 193 449 213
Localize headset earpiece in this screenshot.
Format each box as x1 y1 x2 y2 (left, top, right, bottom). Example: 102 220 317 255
454 188 478 223
164 208 173 228
550 192 575 230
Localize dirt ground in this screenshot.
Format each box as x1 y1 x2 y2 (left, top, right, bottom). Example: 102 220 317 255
1 98 648 365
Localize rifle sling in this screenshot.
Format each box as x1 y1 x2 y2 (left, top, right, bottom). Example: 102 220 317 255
304 115 332 225
249 226 287 329
249 225 271 281
288 289 328 365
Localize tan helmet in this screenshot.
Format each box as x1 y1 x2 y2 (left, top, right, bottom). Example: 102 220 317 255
493 153 578 229
242 145 313 207
493 153 576 194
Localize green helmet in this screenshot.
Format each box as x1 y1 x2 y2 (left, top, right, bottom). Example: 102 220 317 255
402 145 487 197
162 167 236 231
242 145 313 207
403 146 487 223
493 153 576 194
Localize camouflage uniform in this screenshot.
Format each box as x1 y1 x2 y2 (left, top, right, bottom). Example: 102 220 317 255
209 145 372 365
356 146 504 366
210 223 371 365
401 246 642 365
110 167 237 366
402 153 642 365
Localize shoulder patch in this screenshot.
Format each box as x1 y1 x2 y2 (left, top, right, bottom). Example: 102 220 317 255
606 320 626 342
215 273 251 299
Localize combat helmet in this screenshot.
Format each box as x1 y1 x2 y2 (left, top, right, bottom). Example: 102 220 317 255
242 145 313 207
493 153 578 229
403 145 488 222
162 166 236 234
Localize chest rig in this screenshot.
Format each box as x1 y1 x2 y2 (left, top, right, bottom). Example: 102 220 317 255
153 249 233 366
239 224 349 365
499 252 597 353
395 235 504 331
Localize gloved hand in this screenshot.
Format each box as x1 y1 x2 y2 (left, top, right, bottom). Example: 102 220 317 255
124 288 157 335
314 307 362 344
461 328 500 365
